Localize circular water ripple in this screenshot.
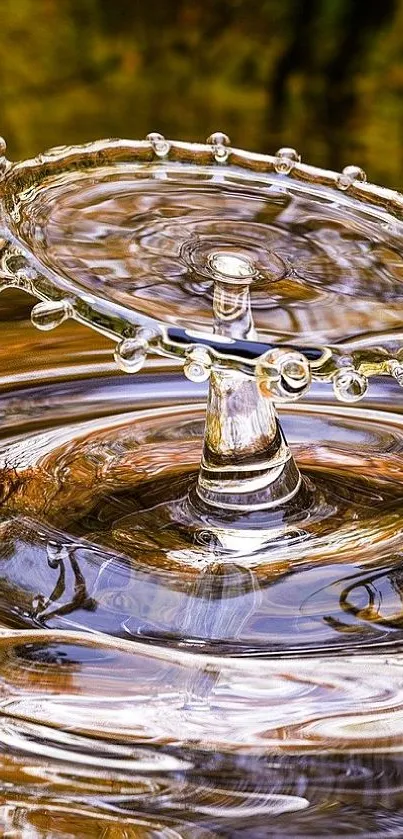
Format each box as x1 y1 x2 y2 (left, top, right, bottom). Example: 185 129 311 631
0 798 215 839
0 336 403 833
1 378 403 655
2 743 403 837
14 166 403 345
0 632 402 756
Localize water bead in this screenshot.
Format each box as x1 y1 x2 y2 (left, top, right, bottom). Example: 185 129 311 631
275 351 311 401
333 368 368 402
212 147 229 163
206 132 230 147
274 147 301 175
146 132 170 158
184 346 212 382
206 132 231 163
114 336 149 373
184 360 209 382
337 165 367 191
256 349 311 401
279 352 311 389
31 299 72 331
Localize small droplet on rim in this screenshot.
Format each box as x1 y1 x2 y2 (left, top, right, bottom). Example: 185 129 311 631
146 132 170 158
274 147 301 175
206 132 231 163
337 165 367 191
333 368 368 402
184 346 212 382
31 299 72 331
114 337 149 373
206 132 231 147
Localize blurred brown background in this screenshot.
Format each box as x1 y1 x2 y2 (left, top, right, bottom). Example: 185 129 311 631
0 0 402 187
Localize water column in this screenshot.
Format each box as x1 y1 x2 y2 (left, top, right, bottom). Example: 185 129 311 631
196 251 306 512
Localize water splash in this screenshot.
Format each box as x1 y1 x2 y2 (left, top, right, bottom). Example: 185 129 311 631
1 136 403 835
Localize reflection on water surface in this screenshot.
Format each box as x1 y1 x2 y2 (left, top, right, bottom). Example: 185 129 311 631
0 1 403 823
0 317 403 833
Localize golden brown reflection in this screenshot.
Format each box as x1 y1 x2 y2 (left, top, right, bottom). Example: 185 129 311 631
0 290 113 386
0 309 403 836
0 384 403 657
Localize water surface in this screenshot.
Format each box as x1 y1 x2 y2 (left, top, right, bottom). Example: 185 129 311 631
1 149 403 835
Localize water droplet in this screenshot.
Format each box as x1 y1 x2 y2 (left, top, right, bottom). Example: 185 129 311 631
333 368 368 402
114 336 149 373
208 251 256 281
279 352 311 389
274 147 301 175
257 349 310 401
206 132 231 163
31 299 72 331
337 165 367 191
184 346 212 382
207 131 230 146
146 132 170 158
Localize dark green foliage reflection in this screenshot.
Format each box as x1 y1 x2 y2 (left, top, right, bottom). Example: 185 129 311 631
0 0 402 186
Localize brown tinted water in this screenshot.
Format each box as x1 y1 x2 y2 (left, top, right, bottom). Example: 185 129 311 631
1 131 403 835
1 299 403 834
0 4 402 832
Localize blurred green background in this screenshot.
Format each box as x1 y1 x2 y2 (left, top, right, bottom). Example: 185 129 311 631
0 0 402 187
